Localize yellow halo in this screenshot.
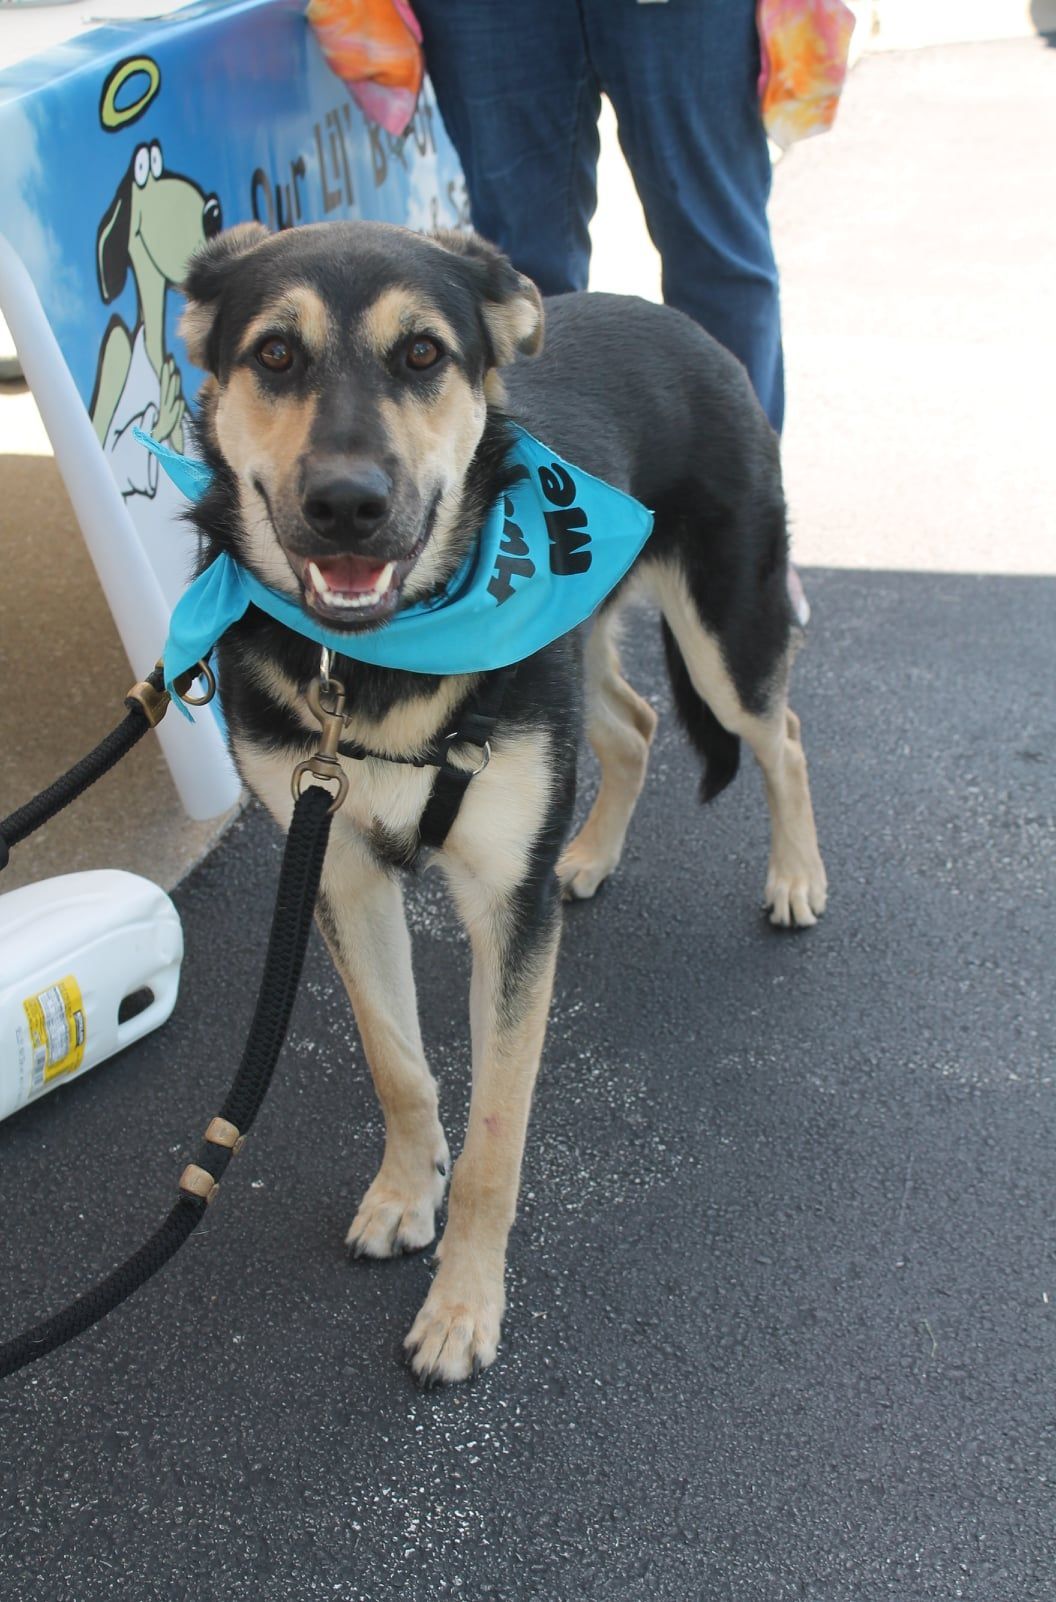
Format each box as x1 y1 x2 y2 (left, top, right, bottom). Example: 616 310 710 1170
100 57 162 131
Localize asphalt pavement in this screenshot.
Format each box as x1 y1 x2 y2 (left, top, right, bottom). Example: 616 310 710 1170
3 566 1053 1601
2 35 1055 1602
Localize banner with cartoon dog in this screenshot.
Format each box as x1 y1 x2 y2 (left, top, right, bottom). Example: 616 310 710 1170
0 0 467 607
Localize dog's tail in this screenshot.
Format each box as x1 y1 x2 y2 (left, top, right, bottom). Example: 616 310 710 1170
659 618 740 803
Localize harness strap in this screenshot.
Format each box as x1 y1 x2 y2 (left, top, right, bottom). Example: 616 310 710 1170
418 665 519 850
321 662 520 850
337 736 434 768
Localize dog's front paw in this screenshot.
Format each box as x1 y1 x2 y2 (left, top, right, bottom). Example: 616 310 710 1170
346 1151 449 1260
765 853 828 928
404 1258 504 1384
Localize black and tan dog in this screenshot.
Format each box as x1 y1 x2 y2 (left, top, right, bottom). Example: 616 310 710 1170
178 219 827 1384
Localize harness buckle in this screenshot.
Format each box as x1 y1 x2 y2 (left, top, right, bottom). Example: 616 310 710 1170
443 731 491 776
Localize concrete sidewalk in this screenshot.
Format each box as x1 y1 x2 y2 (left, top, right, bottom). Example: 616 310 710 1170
590 31 1056 578
775 35 1056 576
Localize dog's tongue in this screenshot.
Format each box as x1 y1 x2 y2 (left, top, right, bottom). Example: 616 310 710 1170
309 554 393 597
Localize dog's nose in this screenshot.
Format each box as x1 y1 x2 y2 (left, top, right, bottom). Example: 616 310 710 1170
301 461 392 544
202 195 223 239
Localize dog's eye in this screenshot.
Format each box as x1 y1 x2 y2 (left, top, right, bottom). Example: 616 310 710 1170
257 336 293 373
405 335 443 371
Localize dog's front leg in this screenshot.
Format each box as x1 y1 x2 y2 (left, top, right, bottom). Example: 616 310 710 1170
316 847 450 1260
405 867 562 1385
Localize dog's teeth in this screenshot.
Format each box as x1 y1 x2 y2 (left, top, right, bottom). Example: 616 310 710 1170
306 559 397 608
307 560 331 597
325 590 380 609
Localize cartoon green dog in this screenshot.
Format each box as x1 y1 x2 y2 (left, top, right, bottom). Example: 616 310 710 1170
90 139 222 498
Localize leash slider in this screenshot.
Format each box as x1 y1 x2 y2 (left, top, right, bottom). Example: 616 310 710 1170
178 1165 220 1205
178 1117 246 1205
205 1117 245 1153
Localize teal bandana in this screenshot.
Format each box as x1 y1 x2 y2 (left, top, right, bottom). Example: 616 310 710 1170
136 425 653 718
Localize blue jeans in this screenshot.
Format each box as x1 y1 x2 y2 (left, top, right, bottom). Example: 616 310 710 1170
413 0 784 432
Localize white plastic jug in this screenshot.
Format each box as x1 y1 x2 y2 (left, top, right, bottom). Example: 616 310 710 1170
0 870 183 1122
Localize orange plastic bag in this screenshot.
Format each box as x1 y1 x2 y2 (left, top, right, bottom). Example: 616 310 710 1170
307 0 424 136
757 0 858 149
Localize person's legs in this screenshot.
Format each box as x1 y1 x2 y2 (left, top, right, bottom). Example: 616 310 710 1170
585 0 784 432
414 0 602 295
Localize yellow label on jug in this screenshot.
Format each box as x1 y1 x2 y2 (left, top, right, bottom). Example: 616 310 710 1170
22 975 87 1086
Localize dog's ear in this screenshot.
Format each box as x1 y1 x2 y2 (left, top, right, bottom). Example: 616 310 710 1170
178 222 271 372
431 229 544 367
97 171 132 304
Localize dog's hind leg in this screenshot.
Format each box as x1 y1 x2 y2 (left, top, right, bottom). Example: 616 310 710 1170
647 562 827 928
557 610 657 900
316 853 451 1260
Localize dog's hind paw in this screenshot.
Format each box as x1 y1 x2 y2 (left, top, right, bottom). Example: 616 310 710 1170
557 836 618 901
346 1159 448 1260
403 1262 504 1385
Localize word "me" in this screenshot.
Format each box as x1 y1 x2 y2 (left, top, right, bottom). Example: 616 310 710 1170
487 463 593 605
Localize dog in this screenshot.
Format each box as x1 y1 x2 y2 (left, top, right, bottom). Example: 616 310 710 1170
177 219 827 1384
91 139 222 486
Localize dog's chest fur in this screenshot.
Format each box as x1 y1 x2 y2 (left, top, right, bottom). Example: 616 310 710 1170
230 648 558 890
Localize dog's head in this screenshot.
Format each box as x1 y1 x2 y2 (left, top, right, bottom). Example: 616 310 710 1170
179 221 543 627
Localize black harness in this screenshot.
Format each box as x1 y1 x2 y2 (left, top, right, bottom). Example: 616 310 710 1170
312 659 520 851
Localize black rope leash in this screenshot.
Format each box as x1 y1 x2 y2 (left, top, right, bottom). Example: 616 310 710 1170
0 709 151 873
0 645 511 1378
0 664 210 874
0 782 333 1380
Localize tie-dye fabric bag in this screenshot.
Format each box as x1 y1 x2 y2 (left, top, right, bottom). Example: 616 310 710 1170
307 0 424 136
757 0 858 148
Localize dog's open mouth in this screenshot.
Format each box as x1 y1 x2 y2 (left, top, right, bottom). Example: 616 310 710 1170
301 553 406 626
296 500 439 629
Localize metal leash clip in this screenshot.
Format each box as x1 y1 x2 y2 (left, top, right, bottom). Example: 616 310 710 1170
291 650 350 814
